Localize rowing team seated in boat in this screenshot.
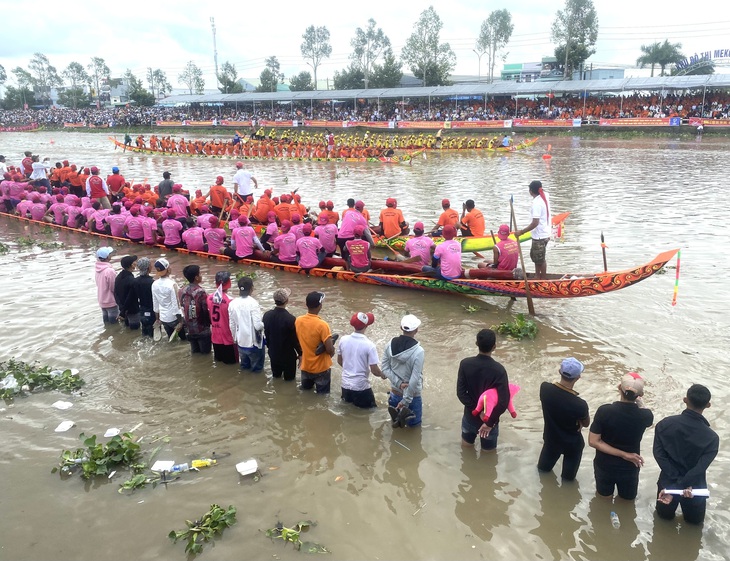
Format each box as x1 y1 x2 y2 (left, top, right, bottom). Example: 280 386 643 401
0 175 524 280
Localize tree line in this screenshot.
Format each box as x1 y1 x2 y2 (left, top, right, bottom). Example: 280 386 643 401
0 1 713 110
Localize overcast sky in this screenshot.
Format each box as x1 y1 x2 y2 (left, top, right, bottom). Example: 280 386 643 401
2 0 728 91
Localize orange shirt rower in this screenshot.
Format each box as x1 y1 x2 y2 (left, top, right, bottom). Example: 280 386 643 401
460 199 485 237
252 190 276 223
431 198 460 233
378 198 409 238
208 176 232 213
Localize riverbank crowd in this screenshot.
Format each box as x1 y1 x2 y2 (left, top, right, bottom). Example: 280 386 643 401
0 153 719 529
1 91 730 127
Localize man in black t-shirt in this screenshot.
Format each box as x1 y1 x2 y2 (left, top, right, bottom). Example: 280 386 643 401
456 329 510 451
538 357 590 481
262 287 302 381
588 372 653 500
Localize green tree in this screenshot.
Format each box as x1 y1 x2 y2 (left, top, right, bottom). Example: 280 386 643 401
552 0 598 79
350 18 391 89
656 40 684 76
178 61 205 95
369 49 403 88
28 53 62 107
124 69 155 106
0 64 6 87
333 65 365 90
256 57 284 92
146 68 172 100
300 25 331 90
2 85 35 109
401 6 456 86
61 62 90 108
217 61 243 93
12 67 33 89
87 57 111 104
289 71 314 91
636 42 662 77
476 10 514 83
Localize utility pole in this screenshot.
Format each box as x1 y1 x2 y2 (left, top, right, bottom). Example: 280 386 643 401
210 17 220 92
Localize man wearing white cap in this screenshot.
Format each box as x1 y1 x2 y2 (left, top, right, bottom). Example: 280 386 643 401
537 357 590 480
588 373 653 500
94 246 118 324
382 314 424 427
337 312 385 409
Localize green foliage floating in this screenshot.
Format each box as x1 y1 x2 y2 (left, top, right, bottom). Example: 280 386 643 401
53 432 142 480
0 359 84 399
169 504 237 556
493 313 538 340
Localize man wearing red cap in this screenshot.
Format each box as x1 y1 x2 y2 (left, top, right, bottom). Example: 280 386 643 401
322 200 339 226
167 185 191 222
345 225 372 272
422 225 462 280
252 189 275 224
338 312 385 408
296 223 325 270
377 198 409 238
232 161 257 200
86 166 111 209
588 372 653 500
404 222 435 266
478 224 519 271
431 199 460 235
208 176 231 216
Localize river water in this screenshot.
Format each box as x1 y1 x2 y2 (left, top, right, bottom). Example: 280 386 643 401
0 132 728 560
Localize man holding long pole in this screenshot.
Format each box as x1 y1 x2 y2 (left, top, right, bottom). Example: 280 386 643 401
514 180 551 280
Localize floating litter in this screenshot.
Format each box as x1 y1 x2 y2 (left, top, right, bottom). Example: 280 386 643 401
104 428 121 438
52 401 73 410
235 459 259 476
151 460 175 473
55 421 75 432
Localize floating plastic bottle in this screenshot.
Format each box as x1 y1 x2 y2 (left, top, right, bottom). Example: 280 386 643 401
610 511 620 529
191 458 217 469
170 463 190 473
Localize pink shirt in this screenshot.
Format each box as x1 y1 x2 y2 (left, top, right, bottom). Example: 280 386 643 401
265 222 279 243
182 227 206 252
162 218 183 245
338 210 367 239
204 227 227 255
495 239 519 270
142 217 158 244
405 236 435 267
345 239 371 269
63 194 79 205
66 206 83 227
167 194 190 218
207 291 234 345
273 232 297 262
197 214 216 228
290 223 306 240
434 239 462 279
7 182 25 198
106 213 128 237
125 215 145 240
16 200 33 216
231 226 257 258
30 203 47 221
91 209 109 230
49 202 68 224
315 224 338 254
296 236 323 268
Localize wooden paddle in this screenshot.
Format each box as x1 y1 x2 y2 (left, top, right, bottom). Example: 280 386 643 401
510 195 535 316
601 232 608 272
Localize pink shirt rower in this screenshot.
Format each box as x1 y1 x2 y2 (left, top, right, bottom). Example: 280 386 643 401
182 226 206 252
296 225 323 268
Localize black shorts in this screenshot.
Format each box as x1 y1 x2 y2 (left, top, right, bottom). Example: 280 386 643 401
213 343 238 364
301 369 331 394
341 387 376 408
594 462 639 500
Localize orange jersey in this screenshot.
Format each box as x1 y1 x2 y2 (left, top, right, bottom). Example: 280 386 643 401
437 208 460 228
379 208 406 238
208 185 231 209
274 202 291 223
461 208 485 237
253 197 275 223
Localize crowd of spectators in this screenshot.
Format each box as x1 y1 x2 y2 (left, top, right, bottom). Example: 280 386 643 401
2 91 729 127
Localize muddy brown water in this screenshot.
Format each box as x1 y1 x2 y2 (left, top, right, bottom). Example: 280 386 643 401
0 132 728 560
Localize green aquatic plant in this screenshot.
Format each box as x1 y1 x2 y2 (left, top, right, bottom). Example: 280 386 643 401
0 359 84 399
35 241 64 249
0 241 9 254
462 304 481 314
53 432 142 480
234 270 257 280
266 520 329 553
169 504 237 556
16 236 35 247
493 313 538 340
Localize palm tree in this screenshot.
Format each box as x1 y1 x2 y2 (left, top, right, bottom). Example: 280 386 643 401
637 42 662 77
656 40 684 76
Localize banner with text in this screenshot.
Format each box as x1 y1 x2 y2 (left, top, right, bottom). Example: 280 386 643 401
599 118 671 127
513 119 575 127
689 117 730 127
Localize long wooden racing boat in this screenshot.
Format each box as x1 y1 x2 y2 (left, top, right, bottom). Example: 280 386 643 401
0 211 677 299
428 136 540 153
109 137 423 164
375 211 571 253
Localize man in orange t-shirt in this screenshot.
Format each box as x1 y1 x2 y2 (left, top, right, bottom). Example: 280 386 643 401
431 198 460 235
295 291 335 394
460 199 485 237
378 198 409 238
252 190 275 223
208 176 231 215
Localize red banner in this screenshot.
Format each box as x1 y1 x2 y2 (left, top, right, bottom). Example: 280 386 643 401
599 118 671 127
184 121 215 127
63 123 86 128
689 117 730 127
219 120 252 127
156 121 184 127
513 119 574 127
0 123 39 132
450 120 508 129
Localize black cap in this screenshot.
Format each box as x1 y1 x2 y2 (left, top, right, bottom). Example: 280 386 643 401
120 255 138 269
305 291 325 309
163 171 171 179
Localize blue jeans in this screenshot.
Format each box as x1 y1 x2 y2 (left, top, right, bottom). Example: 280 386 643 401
388 392 422 426
239 346 265 372
421 265 456 281
462 414 500 450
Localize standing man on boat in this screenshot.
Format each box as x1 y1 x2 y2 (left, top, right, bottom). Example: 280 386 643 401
106 167 126 203
295 291 335 394
158 171 174 200
514 180 550 280
653 384 719 524
86 167 112 210
456 328 510 451
232 162 258 201
537 358 590 481
382 314 424 427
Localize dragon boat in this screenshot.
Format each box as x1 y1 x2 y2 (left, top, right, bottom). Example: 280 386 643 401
109 137 423 164
0 211 677 299
427 136 540 153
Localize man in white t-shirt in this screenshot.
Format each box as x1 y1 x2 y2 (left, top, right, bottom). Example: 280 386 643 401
337 312 385 409
232 161 257 199
515 180 550 279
